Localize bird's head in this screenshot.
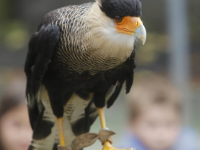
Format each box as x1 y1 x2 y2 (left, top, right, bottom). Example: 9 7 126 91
93 0 146 46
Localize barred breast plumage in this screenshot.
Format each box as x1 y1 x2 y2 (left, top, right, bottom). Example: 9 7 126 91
41 3 134 76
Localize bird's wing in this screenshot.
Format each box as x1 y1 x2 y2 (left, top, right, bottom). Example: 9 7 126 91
25 24 60 131
106 50 136 108
107 81 123 108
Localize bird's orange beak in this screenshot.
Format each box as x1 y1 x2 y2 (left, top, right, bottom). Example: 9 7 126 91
115 16 147 44
115 16 143 35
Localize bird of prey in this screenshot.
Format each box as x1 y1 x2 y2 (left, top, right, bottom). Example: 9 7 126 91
25 0 146 150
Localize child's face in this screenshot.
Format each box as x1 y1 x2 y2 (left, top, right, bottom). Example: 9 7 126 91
130 105 181 150
0 104 33 150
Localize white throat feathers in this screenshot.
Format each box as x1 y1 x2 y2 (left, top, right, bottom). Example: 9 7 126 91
85 2 135 62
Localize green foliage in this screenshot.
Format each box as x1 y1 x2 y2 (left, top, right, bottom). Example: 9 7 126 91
0 21 29 51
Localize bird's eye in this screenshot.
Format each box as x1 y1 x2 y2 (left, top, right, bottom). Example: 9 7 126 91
115 16 123 22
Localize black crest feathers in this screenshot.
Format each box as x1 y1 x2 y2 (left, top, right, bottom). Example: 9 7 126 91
98 0 142 19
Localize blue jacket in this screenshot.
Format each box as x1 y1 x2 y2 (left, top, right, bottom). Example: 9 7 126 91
119 127 200 150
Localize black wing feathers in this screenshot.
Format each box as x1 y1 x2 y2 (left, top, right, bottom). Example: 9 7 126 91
28 24 60 95
106 50 136 108
25 24 60 130
125 51 136 94
107 82 123 108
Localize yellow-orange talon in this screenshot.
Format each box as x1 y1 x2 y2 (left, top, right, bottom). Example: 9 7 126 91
97 108 133 150
102 141 133 150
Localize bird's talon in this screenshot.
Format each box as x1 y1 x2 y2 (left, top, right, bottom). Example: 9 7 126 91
57 145 71 150
102 142 134 150
99 129 115 144
107 138 113 145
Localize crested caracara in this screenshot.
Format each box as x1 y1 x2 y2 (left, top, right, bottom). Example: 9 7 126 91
25 0 146 149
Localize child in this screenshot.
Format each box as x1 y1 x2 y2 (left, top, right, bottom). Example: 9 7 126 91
120 76 200 150
0 77 33 150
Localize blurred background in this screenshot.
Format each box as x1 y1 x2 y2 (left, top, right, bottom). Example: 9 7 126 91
0 0 199 149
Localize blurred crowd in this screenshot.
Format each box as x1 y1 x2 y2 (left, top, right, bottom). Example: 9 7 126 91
0 73 32 150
